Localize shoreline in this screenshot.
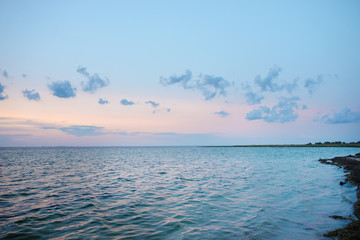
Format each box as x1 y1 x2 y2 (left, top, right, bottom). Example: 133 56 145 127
319 153 360 239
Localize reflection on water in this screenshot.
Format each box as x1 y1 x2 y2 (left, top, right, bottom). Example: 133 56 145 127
0 147 359 239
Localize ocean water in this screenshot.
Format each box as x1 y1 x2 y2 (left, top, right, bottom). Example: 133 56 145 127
1 147 359 239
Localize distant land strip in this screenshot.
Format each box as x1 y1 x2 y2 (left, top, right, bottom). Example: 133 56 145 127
205 141 360 148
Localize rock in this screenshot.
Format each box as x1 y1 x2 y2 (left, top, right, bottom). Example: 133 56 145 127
329 215 350 220
320 153 360 239
350 165 360 185
340 181 347 186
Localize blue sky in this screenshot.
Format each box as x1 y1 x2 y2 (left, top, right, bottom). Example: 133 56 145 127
0 0 359 146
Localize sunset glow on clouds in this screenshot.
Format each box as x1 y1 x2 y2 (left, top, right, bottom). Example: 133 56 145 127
0 0 359 146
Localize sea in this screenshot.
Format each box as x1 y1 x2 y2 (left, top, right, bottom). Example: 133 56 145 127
1 146 360 239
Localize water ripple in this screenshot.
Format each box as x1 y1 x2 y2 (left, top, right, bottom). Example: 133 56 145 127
1 147 359 239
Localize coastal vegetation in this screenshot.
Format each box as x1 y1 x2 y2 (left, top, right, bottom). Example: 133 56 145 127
207 141 360 148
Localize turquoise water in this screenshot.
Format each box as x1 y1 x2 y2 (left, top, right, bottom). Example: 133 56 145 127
1 147 359 239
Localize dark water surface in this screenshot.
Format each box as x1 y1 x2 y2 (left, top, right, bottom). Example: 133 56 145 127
1 147 359 239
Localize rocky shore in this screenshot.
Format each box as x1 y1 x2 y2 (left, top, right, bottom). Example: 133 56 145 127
319 153 360 239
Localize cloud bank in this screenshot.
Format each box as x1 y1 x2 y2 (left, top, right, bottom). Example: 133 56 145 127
22 89 40 101
58 125 105 137
318 108 360 124
246 96 300 123
77 66 109 93
48 80 76 98
43 123 213 139
160 70 231 100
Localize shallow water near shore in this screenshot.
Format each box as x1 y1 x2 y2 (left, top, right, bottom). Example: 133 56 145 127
1 147 359 239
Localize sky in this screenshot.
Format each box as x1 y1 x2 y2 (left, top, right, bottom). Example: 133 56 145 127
0 0 360 146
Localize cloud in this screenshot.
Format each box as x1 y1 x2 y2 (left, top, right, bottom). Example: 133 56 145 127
0 117 55 129
48 80 76 98
153 108 171 114
0 82 8 100
145 100 171 114
246 109 263 120
41 124 130 137
244 85 264 105
197 74 230 100
77 66 109 93
98 98 108 104
253 66 298 94
58 125 104 136
283 78 298 94
77 66 88 76
58 125 105 137
214 111 230 117
120 99 135 106
160 70 231 101
42 125 106 137
254 66 283 92
246 96 300 123
319 108 360 124
146 100 160 108
2 70 8 78
160 70 192 88
22 89 40 101
1 117 224 146
42 126 57 130
304 75 323 95
245 91 263 105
